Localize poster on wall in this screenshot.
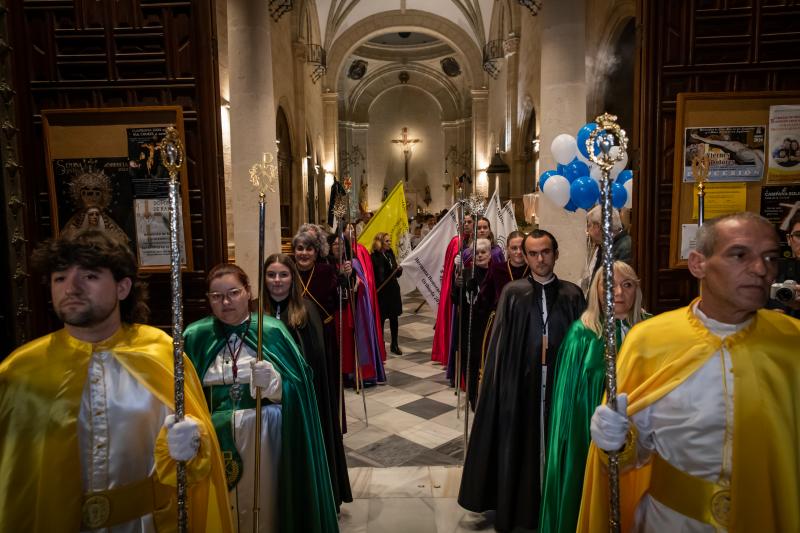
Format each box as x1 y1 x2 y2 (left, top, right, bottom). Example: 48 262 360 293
766 105 800 185
682 126 766 182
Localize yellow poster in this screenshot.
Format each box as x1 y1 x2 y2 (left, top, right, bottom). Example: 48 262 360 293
357 181 408 256
692 182 748 220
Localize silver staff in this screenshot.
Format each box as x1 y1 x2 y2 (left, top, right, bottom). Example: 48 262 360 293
463 193 485 451
454 181 466 421
249 150 278 533
587 113 628 533
159 126 188 532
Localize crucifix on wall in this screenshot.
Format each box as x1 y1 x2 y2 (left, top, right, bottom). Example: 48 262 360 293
391 127 421 181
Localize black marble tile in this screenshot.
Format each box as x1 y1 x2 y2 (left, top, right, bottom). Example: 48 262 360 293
397 397 454 420
356 435 431 467
386 370 419 387
345 450 383 468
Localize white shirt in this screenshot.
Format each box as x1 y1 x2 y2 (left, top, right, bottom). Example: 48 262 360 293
632 304 748 533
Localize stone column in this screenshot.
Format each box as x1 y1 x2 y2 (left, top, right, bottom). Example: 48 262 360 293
471 88 489 197
538 0 587 283
321 91 339 220
292 40 308 225
227 0 280 283
504 33 521 203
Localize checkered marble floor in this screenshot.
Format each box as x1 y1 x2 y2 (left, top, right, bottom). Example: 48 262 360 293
342 292 466 468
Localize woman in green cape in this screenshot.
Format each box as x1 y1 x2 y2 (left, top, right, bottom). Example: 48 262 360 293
183 263 338 533
539 261 649 533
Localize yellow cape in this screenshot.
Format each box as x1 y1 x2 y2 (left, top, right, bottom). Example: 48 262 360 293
577 300 800 532
0 324 233 532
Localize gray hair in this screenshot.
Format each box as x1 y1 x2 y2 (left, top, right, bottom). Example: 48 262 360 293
587 205 622 234
695 211 776 257
295 223 329 257
476 238 491 254
292 231 321 257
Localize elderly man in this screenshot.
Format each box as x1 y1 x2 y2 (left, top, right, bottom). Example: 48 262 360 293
459 229 585 532
767 211 800 318
581 212 800 532
581 206 632 294
0 231 232 532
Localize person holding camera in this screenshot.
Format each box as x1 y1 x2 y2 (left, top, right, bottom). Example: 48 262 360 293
767 211 800 318
579 212 800 532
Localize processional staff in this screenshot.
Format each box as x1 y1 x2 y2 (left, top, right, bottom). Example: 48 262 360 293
249 148 278 533
454 180 466 422
692 145 711 226
158 126 188 532
586 113 628 533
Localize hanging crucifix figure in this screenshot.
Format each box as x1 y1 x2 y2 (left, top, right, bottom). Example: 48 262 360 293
391 127 421 181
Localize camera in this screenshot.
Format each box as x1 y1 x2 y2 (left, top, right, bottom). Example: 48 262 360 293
770 280 798 303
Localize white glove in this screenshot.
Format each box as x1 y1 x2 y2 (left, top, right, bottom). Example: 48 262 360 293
454 254 462 267
165 414 201 462
590 393 629 451
250 360 274 389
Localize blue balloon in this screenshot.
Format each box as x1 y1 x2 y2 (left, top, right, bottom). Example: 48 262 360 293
611 181 628 209
539 169 558 190
556 163 568 177
617 169 633 185
577 122 601 159
565 158 590 182
564 199 578 212
570 175 600 210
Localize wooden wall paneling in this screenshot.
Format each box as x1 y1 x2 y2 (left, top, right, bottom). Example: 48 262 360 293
636 0 800 313
8 0 226 340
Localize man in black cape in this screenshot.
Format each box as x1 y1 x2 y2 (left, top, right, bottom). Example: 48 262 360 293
458 229 586 532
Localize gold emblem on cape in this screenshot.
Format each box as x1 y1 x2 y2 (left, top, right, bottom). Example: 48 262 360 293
710 488 730 527
224 450 241 486
82 494 111 529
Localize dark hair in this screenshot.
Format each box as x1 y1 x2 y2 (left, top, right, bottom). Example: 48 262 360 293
263 253 308 328
207 263 251 292
524 229 559 254
695 211 776 257
789 211 800 232
31 230 149 323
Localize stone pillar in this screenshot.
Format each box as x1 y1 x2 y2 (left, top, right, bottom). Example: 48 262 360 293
227 0 280 283
292 40 308 225
471 88 489 197
504 33 522 203
351 124 369 216
321 91 339 220
538 0 587 283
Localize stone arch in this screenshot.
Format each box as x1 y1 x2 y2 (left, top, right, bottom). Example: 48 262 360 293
488 0 519 42
293 0 323 44
324 10 485 91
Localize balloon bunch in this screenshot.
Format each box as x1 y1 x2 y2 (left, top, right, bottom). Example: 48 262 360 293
538 122 633 212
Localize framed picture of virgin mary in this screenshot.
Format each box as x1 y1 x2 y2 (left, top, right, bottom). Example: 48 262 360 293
42 107 193 271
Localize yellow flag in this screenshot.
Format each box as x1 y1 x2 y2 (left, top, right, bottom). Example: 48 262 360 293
358 181 408 256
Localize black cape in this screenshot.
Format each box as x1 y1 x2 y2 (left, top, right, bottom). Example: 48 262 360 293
270 297 353 508
458 276 585 531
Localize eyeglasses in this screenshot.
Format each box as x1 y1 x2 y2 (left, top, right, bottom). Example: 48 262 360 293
207 287 246 303
788 232 800 240
613 279 639 291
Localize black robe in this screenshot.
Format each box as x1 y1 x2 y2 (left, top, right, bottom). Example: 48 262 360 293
269 297 353 509
371 249 403 319
450 265 489 410
458 276 586 532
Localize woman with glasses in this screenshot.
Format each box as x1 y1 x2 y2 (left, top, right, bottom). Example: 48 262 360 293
539 261 650 533
262 253 353 512
183 263 338 532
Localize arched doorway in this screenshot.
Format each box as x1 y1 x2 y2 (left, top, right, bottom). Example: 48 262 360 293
599 18 636 132
276 107 293 237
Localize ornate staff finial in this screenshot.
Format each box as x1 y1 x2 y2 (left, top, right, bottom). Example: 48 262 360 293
587 112 629 172
466 193 487 218
158 126 185 179
249 151 278 197
692 144 711 225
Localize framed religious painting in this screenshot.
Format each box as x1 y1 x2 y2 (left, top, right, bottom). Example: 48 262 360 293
42 106 194 271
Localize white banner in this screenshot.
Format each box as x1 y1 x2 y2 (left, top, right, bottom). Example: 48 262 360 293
484 190 518 248
398 203 460 310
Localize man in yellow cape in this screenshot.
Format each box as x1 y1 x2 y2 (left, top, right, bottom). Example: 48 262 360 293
579 212 800 532
0 231 232 532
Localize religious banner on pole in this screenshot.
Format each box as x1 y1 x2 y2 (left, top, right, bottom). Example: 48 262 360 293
484 190 519 248
398 202 460 310
357 181 409 257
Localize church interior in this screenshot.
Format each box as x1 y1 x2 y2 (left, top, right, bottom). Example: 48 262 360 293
1 0 799 530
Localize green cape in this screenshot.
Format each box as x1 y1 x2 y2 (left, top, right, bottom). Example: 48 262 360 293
183 314 339 533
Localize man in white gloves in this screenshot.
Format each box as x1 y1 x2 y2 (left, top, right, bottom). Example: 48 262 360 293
0 231 232 532
578 212 800 533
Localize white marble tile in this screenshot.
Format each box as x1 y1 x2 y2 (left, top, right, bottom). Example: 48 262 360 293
338 498 369 533
343 425 392 451
369 388 424 408
428 466 463 498
426 389 459 408
383 357 418 371
367 497 437 533
428 410 463 431
346 396 394 421
366 466 432 498
368 409 428 434
401 380 449 397
400 364 446 379
398 420 462 449
347 467 374 499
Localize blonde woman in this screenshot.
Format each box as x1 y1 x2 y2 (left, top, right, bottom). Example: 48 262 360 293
539 261 650 533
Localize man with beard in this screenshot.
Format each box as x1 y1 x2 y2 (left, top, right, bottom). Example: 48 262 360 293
581 212 800 532
0 231 232 532
458 229 585 532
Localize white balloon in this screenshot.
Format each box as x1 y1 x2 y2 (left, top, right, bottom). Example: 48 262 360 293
589 163 603 184
575 150 591 166
551 134 578 166
623 179 633 208
542 175 571 207
609 146 628 179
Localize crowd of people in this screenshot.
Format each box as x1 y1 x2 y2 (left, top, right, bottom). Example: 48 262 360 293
1 208 798 532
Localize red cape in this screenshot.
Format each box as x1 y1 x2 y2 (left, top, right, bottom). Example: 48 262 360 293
431 236 460 366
